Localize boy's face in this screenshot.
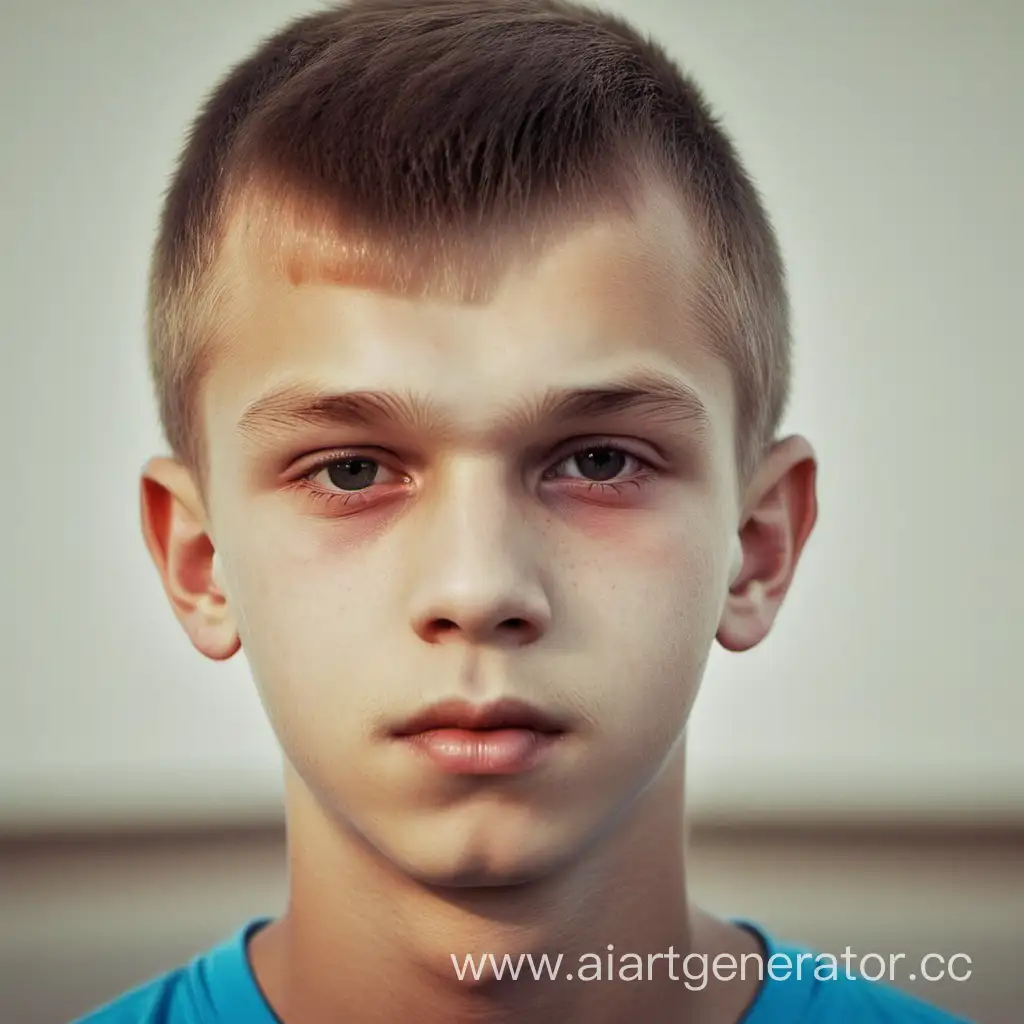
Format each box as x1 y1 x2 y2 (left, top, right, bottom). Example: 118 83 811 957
145 189 813 886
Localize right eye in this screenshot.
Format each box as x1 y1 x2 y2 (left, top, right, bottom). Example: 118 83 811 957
309 456 387 492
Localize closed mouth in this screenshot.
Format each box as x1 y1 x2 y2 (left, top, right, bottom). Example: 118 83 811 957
392 697 568 737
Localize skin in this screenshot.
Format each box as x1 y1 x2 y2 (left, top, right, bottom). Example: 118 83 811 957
141 185 817 1023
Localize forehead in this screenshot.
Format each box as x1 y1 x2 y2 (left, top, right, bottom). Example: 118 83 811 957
221 180 700 300
204 186 732 447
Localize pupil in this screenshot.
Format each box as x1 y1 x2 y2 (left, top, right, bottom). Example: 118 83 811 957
326 458 377 490
577 448 625 481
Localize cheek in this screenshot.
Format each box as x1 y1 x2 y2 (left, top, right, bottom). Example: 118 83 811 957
564 504 725 708
221 491 726 721
557 496 726 610
218 518 392 720
550 487 721 564
224 498 382 621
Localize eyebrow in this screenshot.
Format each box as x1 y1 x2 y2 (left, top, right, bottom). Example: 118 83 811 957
236 367 710 444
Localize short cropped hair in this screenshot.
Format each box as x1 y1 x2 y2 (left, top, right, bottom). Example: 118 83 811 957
149 0 791 486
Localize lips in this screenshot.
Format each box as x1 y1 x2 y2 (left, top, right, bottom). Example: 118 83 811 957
391 698 568 775
392 697 567 737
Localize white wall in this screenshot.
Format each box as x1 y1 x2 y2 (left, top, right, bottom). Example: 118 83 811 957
2 0 1021 832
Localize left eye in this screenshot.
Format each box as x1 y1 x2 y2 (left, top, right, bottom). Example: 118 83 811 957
551 447 639 482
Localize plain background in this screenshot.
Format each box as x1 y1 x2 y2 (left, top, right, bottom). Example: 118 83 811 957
1 0 1022 833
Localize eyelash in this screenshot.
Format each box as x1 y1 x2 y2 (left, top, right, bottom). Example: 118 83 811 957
293 442 658 512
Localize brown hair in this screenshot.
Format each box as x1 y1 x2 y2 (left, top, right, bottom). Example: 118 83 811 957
149 0 790 485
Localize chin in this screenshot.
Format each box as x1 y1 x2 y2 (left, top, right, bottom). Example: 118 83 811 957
414 861 549 889
378 809 589 890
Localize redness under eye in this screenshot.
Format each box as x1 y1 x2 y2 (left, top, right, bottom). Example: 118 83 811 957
288 442 664 507
291 468 661 518
297 483 374 513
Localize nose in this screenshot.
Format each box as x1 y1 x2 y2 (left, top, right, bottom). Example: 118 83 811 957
406 460 552 648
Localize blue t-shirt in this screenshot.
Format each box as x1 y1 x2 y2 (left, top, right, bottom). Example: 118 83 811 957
73 918 972 1023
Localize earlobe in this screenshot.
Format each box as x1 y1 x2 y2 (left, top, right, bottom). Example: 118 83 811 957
717 436 817 653
140 457 241 661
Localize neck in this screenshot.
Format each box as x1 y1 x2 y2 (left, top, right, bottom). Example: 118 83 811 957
249 752 758 1024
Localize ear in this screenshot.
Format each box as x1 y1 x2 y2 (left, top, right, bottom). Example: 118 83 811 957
140 456 240 661
717 435 818 652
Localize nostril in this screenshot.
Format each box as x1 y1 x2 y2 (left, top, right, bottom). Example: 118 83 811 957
419 615 536 643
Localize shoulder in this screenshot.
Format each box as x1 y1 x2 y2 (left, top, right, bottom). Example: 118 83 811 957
737 928 974 1023
71 968 190 1024
794 971 974 1022
69 918 275 1024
